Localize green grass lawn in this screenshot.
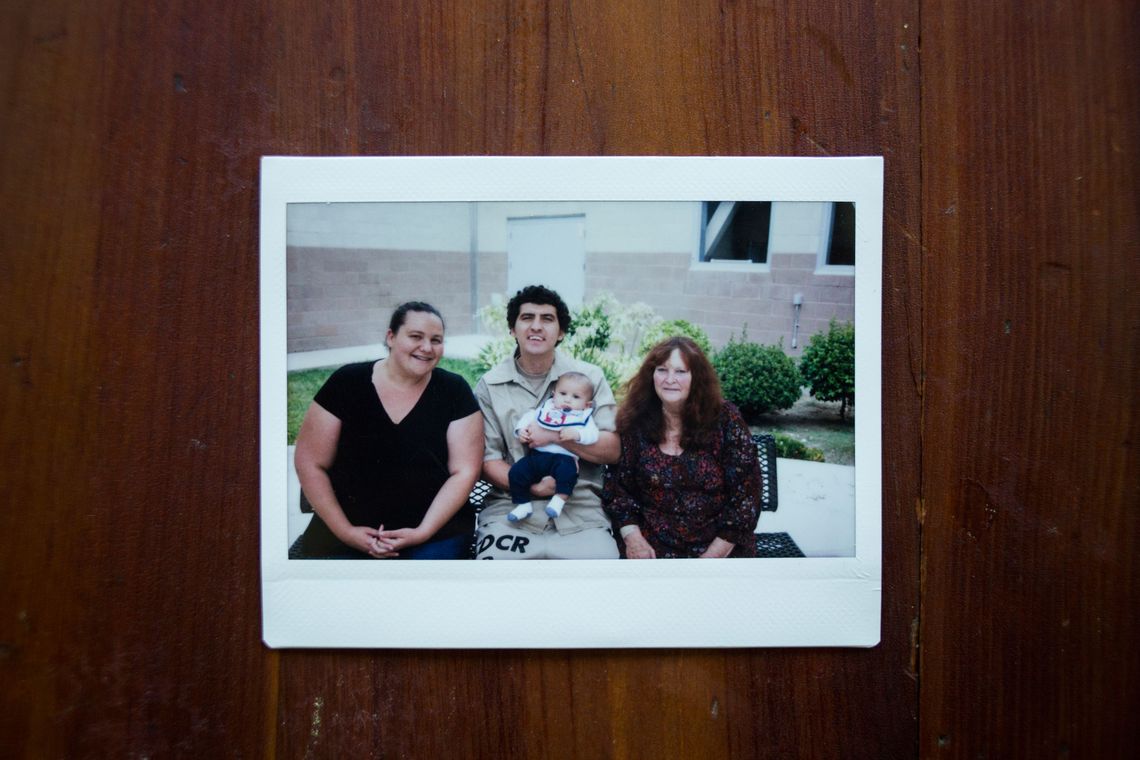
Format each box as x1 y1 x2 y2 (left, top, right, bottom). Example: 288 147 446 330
288 361 855 465
287 367 334 444
752 422 855 465
749 396 855 465
287 358 482 443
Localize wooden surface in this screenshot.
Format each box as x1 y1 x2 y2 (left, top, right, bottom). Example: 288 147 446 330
0 1 1134 757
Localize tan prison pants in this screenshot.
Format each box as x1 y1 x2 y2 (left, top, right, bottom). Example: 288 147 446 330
475 514 619 560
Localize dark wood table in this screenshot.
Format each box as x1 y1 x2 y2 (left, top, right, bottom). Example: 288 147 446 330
2 1 1135 756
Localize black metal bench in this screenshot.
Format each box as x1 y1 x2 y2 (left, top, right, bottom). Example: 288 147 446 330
294 434 801 558
466 433 802 558
468 433 779 511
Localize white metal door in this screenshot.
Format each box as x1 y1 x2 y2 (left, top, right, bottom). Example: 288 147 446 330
506 215 586 308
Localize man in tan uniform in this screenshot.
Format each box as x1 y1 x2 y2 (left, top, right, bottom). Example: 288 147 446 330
474 285 621 559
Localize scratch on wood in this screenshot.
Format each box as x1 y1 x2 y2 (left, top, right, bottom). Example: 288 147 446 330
906 616 919 681
802 24 854 87
11 353 33 387
263 649 280 757
1040 261 1072 275
961 477 999 531
33 27 68 44
917 498 927 688
801 129 833 156
304 696 325 758
884 214 925 397
895 220 925 252
563 0 603 150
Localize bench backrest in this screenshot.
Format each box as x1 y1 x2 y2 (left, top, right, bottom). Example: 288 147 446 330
301 433 779 514
467 433 779 512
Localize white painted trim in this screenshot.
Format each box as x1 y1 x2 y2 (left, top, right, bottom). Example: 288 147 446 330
814 264 856 276
702 200 736 260
813 201 856 275
693 200 772 271
687 260 771 275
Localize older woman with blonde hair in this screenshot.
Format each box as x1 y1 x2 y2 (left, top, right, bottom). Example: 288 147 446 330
603 336 761 558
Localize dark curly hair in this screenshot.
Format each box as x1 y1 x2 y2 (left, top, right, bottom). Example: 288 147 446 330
506 285 572 342
617 336 724 450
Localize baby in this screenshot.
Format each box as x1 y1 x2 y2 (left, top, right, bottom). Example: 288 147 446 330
507 371 599 522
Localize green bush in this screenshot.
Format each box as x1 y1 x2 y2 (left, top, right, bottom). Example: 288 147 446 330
769 431 826 462
638 319 713 356
799 319 855 419
476 292 657 392
474 335 516 375
606 296 660 355
564 300 612 355
713 337 802 418
560 301 635 398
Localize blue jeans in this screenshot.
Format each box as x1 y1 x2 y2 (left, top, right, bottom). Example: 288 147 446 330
400 533 470 560
290 524 470 560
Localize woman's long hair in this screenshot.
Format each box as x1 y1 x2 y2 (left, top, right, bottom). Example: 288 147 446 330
617 336 724 449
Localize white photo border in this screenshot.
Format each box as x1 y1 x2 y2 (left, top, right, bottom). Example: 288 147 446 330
260 156 883 648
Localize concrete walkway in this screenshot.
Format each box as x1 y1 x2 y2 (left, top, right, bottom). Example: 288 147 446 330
287 338 856 557
288 334 494 371
755 459 855 557
286 447 856 557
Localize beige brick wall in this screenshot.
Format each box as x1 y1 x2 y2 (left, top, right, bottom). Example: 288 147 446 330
287 246 476 353
584 251 854 355
288 247 855 356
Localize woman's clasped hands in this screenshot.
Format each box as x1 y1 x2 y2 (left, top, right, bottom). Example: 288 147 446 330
369 525 434 558
338 524 431 558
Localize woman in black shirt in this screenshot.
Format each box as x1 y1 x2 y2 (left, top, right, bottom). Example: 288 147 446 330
291 302 483 559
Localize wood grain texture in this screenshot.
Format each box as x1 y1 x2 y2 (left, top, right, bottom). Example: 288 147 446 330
2 0 1130 757
919 0 1140 756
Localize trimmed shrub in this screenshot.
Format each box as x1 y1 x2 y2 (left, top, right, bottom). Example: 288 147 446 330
638 319 713 357
713 338 802 418
799 319 855 419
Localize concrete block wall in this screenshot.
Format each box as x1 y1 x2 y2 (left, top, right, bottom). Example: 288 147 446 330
287 246 475 353
288 247 854 356
584 251 854 354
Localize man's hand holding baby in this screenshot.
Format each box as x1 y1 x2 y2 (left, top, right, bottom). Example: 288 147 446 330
523 422 561 448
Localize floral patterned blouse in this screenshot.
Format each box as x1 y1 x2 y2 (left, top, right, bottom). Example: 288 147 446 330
603 402 761 558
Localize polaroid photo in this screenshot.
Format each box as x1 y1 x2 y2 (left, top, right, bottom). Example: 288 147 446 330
260 156 883 648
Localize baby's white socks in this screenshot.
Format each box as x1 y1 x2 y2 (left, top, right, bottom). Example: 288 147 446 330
508 496 567 522
508 502 533 522
544 495 566 518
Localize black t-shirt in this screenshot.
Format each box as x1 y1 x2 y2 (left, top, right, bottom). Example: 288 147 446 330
300 362 479 554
